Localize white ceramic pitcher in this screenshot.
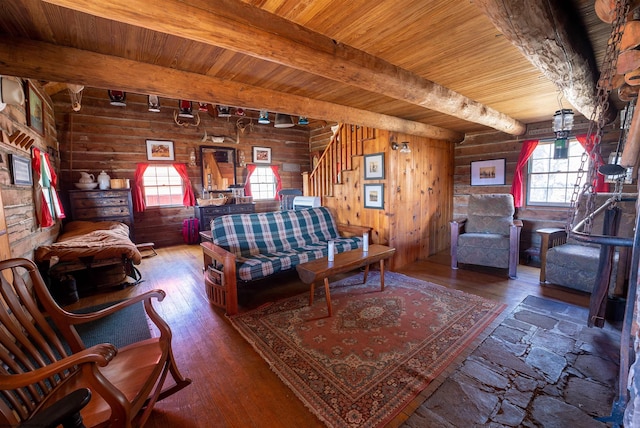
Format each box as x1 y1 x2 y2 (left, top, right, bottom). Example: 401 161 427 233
78 172 95 184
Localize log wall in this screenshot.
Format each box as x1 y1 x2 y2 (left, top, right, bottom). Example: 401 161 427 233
453 117 631 258
52 88 311 247
0 79 60 260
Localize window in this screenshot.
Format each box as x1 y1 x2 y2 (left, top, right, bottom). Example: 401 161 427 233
527 139 588 206
143 165 184 206
249 166 277 200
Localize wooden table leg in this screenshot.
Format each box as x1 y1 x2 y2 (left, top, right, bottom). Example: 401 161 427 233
309 282 315 306
380 259 385 291
363 264 370 283
324 278 333 317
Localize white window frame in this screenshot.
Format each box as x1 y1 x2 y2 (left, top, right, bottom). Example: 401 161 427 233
143 165 184 207
526 138 588 207
249 166 277 200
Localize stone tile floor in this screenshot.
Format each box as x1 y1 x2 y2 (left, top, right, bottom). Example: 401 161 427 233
402 295 623 427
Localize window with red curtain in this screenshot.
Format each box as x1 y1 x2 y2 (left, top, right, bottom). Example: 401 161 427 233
244 164 282 200
133 163 196 212
510 139 539 208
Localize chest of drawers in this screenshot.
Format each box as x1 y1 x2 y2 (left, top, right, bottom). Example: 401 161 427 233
68 189 134 237
194 203 255 231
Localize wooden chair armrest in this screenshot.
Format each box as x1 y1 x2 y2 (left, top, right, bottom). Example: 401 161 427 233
513 219 523 228
201 242 239 315
337 223 372 237
0 345 116 389
537 227 567 283
61 290 166 325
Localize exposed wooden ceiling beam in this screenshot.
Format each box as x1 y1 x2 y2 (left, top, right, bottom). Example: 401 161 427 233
41 0 526 135
0 36 463 142
472 0 614 122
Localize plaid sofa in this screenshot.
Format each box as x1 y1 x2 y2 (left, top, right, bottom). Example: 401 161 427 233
211 207 363 282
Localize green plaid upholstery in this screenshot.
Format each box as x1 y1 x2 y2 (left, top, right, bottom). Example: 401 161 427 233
211 207 362 281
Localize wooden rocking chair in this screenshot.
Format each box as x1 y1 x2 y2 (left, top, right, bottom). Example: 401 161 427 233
0 258 191 427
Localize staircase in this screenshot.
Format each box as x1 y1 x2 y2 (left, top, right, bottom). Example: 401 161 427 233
303 124 376 198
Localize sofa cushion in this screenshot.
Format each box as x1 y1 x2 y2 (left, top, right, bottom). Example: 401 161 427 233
546 243 619 293
212 207 341 257
236 237 362 282
465 194 515 235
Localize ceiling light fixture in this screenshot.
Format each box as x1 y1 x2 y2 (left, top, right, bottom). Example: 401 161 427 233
258 110 270 124
108 90 126 107
178 100 194 118
298 116 309 125
217 105 231 117
552 108 574 159
274 113 295 128
148 95 160 112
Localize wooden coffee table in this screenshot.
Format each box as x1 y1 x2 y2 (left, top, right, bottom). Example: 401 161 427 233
296 244 396 316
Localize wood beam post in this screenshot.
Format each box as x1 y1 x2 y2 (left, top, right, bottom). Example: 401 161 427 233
472 0 616 123
0 36 463 142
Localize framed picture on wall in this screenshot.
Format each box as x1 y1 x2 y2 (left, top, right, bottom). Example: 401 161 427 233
253 146 272 164
146 140 175 160
470 159 506 186
9 154 32 186
25 82 44 136
364 153 384 179
364 183 384 209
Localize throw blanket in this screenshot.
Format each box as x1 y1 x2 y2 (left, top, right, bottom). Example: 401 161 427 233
35 221 142 265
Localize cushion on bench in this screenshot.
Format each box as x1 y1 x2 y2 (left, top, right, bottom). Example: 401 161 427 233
212 207 362 281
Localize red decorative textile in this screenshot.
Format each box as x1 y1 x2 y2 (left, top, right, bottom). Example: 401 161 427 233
510 139 539 208
230 272 505 428
32 148 65 227
270 165 282 200
132 163 149 213
173 163 196 206
575 134 609 192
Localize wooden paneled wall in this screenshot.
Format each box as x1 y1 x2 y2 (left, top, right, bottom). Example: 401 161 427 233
52 89 311 247
323 128 454 270
0 79 60 260
453 117 630 255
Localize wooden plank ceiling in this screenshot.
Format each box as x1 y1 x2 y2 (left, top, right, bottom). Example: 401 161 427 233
0 0 616 141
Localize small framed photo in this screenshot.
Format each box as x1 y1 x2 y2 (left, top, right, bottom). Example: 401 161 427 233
9 154 32 186
146 140 175 161
364 183 384 209
364 153 384 180
471 159 506 186
253 146 272 164
25 82 44 136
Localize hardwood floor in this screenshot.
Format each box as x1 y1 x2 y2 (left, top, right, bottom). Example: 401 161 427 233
68 244 592 427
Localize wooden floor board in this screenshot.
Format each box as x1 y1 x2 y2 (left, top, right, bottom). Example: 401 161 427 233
66 244 591 427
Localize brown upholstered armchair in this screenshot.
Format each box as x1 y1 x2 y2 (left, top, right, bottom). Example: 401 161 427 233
450 194 523 278
538 193 637 293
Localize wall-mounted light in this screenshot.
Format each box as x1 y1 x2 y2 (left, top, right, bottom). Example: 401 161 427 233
298 116 309 125
258 110 270 124
148 95 160 112
108 90 126 106
391 141 411 153
189 147 196 167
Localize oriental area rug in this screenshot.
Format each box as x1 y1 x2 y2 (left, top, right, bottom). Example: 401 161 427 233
230 271 506 428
